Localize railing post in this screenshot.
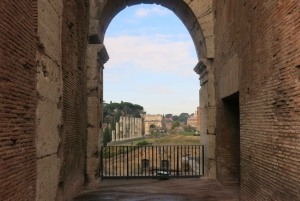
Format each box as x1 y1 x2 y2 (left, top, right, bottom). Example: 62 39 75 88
127 146 129 180
100 146 103 180
177 146 179 178
202 145 204 176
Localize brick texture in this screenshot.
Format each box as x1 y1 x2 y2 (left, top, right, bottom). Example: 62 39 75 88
58 0 89 200
214 0 300 200
0 0 37 200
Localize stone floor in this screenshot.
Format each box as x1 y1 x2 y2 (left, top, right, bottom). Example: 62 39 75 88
74 178 240 201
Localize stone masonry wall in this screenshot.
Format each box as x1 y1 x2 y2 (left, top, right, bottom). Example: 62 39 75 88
0 0 37 200
58 0 89 200
214 0 300 200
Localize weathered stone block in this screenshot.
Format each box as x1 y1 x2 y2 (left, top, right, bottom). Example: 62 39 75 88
36 155 60 201
38 0 62 63
36 55 62 104
36 100 61 158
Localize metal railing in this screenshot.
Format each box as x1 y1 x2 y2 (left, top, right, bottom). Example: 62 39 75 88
100 145 204 179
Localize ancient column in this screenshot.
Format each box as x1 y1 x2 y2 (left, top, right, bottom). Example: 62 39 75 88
116 122 119 141
119 117 123 141
134 118 137 138
123 116 126 140
139 118 143 137
131 117 134 139
139 118 142 138
86 44 109 185
125 116 129 139
112 130 115 142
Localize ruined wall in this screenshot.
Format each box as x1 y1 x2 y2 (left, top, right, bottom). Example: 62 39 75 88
35 0 89 200
0 1 37 200
58 0 89 200
214 0 300 199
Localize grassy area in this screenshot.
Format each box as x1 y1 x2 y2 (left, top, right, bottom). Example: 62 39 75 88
111 133 200 146
179 132 195 136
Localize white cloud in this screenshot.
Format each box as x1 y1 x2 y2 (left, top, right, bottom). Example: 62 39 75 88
104 35 198 76
135 6 171 18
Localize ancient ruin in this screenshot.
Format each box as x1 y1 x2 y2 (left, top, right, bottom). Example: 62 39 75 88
1 0 300 200
111 116 143 142
144 114 164 134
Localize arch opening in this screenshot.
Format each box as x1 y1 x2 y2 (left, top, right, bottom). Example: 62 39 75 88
85 0 216 186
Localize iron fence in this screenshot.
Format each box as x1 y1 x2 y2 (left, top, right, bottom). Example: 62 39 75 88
100 145 204 179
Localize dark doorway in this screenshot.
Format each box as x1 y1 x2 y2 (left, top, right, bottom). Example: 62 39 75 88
218 92 240 185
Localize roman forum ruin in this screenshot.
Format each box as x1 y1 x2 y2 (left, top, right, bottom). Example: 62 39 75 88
1 0 299 200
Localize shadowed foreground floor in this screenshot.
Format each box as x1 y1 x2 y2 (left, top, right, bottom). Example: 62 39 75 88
74 178 240 201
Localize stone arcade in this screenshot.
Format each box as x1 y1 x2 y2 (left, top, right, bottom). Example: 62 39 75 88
1 0 300 201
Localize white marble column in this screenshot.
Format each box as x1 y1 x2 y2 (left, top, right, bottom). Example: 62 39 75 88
130 117 134 139
123 116 126 140
116 122 119 141
126 116 129 139
134 118 138 138
119 117 123 141
129 117 132 139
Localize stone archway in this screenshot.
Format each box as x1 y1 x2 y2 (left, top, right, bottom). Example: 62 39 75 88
85 0 217 185
144 115 163 135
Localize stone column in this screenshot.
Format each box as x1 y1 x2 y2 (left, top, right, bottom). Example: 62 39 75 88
125 117 130 139
131 117 135 139
139 118 142 137
119 116 123 140
134 118 138 138
116 122 119 141
137 118 140 138
194 59 216 179
122 116 126 140
112 130 116 142
86 44 109 186
35 1 63 199
128 117 132 139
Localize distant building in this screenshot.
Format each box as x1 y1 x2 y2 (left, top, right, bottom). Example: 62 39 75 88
187 116 197 128
164 119 173 130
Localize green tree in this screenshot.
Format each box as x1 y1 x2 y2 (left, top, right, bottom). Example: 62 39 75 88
178 113 189 124
165 114 172 118
171 121 180 129
172 115 179 121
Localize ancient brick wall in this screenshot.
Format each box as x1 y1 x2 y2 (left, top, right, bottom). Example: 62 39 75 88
57 0 89 200
0 0 37 200
214 0 300 199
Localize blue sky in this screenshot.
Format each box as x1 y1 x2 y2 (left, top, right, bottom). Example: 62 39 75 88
104 4 200 116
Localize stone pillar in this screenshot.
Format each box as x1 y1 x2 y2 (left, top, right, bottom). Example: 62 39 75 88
194 59 216 179
134 118 138 138
138 118 140 138
35 1 63 199
122 116 126 140
131 117 134 139
116 122 119 141
112 130 115 142
139 118 142 137
119 116 123 140
86 44 109 186
125 117 130 139
129 117 132 139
